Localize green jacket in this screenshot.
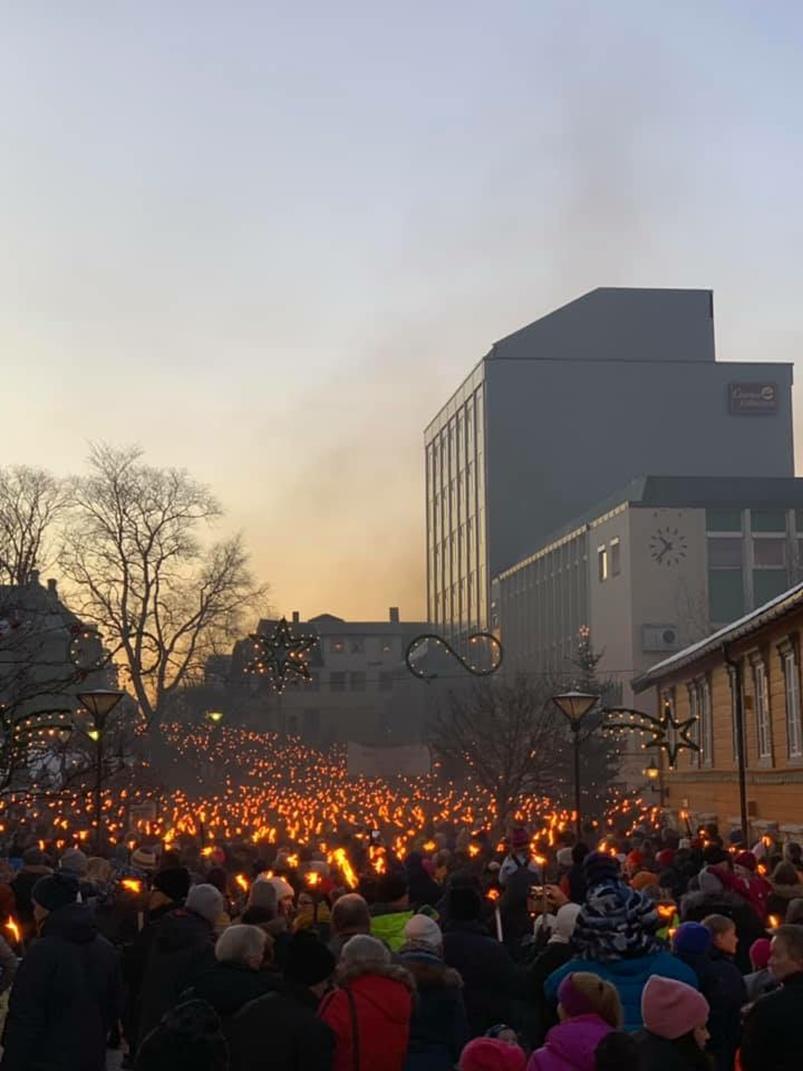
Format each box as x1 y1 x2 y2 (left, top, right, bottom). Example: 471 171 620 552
370 909 414 952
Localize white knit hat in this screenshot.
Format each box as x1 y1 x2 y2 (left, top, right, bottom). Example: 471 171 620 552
403 913 443 951
268 876 295 902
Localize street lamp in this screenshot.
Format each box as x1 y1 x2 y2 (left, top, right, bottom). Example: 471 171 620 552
205 710 224 725
551 691 600 840
77 689 124 852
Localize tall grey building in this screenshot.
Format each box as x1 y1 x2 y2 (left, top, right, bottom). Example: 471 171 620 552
424 288 794 639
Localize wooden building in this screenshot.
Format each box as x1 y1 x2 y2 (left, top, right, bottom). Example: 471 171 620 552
633 581 803 839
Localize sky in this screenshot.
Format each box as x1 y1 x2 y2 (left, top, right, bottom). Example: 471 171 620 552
2 2 803 622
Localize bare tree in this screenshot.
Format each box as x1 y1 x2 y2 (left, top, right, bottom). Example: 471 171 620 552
430 677 564 833
60 444 268 728
0 466 69 585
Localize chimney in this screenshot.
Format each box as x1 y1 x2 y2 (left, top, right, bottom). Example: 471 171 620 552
389 607 400 624
292 611 300 624
29 569 40 586
47 578 58 596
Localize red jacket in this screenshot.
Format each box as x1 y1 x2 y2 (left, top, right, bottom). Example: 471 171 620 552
319 963 414 1071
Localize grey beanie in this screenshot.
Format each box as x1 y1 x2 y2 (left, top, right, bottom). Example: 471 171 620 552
247 876 278 914
60 848 89 877
186 883 224 924
342 934 391 966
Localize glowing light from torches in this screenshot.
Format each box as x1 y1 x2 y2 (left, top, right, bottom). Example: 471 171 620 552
235 874 250 893
330 848 358 889
657 904 676 921
304 871 321 888
768 914 781 930
468 844 480 858
121 879 142 894
486 887 500 902
4 917 20 944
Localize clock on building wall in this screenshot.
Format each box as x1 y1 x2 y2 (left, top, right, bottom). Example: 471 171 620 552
649 526 688 566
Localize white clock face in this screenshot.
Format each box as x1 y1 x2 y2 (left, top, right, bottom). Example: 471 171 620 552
649 526 688 567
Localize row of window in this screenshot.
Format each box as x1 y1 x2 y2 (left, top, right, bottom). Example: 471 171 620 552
671 637 803 770
597 539 621 582
327 638 394 655
706 508 803 534
308 671 394 692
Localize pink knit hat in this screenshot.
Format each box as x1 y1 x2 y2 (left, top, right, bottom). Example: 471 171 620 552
642 976 709 1040
750 938 772 970
459 1038 526 1071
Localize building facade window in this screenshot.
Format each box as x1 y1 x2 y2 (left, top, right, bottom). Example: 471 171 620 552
778 638 803 759
751 656 772 762
350 671 366 692
330 672 346 692
330 639 345 654
610 538 621 577
726 662 745 767
350 638 364 654
597 546 608 582
379 671 393 691
687 682 700 767
698 676 713 768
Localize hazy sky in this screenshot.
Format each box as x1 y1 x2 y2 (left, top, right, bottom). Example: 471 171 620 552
3 3 803 621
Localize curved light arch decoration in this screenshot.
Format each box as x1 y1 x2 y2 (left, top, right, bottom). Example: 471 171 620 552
405 632 504 683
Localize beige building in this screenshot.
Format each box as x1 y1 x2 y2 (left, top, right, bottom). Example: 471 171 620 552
633 582 803 838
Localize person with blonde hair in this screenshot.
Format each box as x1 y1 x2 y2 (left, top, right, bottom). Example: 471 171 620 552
527 972 622 1071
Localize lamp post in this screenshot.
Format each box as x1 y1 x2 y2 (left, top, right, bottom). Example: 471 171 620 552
551 690 600 841
77 689 124 852
644 757 664 805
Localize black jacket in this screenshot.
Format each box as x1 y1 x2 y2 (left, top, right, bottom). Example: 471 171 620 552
137 908 216 1046
741 971 803 1071
0 903 122 1071
184 961 281 1020
398 952 469 1071
525 941 575 1045
635 1029 713 1070
10 866 52 936
442 919 517 1037
229 980 334 1071
677 948 745 1071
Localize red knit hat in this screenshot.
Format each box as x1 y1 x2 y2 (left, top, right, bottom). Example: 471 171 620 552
656 849 676 869
750 938 772 970
734 851 757 872
459 1038 526 1071
641 976 709 1040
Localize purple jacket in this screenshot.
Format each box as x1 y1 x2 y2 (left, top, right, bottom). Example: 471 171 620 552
527 1014 613 1071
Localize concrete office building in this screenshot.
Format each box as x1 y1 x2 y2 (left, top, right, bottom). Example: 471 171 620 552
496 476 803 714
425 288 794 641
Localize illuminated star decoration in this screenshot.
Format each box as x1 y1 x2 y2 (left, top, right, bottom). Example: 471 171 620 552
603 700 699 768
405 632 504 683
245 618 318 694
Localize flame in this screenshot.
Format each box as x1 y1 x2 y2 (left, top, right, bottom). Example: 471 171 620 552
4 917 20 944
304 871 321 887
422 840 437 853
235 874 250 892
468 844 480 858
329 848 358 889
657 904 676 920
768 914 781 930
486 887 500 902
121 878 142 894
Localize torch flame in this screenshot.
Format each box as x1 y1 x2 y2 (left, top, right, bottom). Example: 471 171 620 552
486 887 500 902
121 879 142 894
4 917 20 944
330 848 358 889
304 871 321 887
235 874 250 893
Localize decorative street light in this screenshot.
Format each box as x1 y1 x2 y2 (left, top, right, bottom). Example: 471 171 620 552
550 691 600 840
205 710 224 725
77 688 125 852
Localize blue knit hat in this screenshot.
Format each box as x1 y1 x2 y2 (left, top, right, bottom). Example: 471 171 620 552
582 851 620 889
673 921 712 956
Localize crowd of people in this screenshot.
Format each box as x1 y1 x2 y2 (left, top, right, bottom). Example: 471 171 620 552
0 820 800 1070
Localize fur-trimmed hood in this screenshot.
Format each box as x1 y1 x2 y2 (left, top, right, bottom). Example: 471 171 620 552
398 953 462 991
336 959 416 993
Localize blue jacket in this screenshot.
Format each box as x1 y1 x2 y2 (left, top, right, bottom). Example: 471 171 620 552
544 951 698 1032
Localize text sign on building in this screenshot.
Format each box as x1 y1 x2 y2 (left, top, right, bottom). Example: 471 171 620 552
728 382 778 415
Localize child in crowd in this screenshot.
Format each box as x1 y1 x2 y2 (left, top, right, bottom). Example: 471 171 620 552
635 976 712 1071
527 972 622 1071
460 1036 527 1071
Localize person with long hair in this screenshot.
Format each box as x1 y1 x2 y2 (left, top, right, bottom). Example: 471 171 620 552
527 972 622 1071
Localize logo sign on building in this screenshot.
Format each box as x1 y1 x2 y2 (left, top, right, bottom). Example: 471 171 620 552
728 382 778 415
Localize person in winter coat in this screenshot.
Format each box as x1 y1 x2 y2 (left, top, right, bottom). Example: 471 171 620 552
672 919 744 1071
680 864 765 973
499 829 541 888
766 861 803 921
741 924 803 1071
319 934 415 1071
229 930 336 1071
545 853 697 1032
398 914 469 1071
10 847 51 945
441 886 518 1037
527 972 621 1071
559 845 589 906
183 924 279 1023
137 883 223 1047
122 865 192 1059
634 976 711 1071
0 871 122 1071
526 904 581 1045
593 1031 641 1071
369 872 415 952
743 938 778 1003
405 852 442 909
134 998 228 1071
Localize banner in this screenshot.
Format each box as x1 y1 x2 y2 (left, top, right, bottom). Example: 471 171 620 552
347 742 431 778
